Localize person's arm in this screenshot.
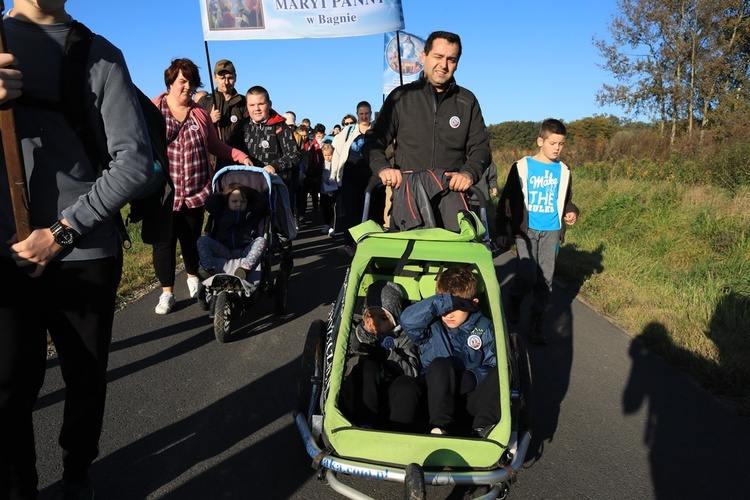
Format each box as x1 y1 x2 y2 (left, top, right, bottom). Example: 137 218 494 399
458 97 492 184
198 107 250 165
400 294 453 345
563 176 578 225
364 94 398 176
269 126 302 175
383 333 420 378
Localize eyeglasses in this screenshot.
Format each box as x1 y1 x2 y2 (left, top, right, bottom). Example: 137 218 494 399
344 121 355 125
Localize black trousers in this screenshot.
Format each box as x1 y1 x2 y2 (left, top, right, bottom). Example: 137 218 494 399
340 358 420 430
152 205 204 287
0 255 120 500
425 357 500 430
340 166 384 246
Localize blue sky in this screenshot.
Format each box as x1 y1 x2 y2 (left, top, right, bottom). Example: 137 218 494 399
8 0 625 130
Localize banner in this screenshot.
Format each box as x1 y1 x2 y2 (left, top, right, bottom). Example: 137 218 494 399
382 31 425 99
200 0 404 41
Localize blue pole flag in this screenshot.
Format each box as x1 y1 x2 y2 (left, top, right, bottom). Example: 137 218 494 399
382 31 425 99
200 0 405 40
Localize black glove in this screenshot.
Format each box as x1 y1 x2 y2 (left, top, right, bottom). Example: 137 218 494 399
460 371 477 395
360 342 387 362
451 295 479 313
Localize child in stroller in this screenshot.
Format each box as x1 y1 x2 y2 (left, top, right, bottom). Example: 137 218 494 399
197 166 292 342
197 182 267 282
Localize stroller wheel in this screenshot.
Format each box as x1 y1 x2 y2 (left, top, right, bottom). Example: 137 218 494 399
213 291 232 343
404 463 426 500
197 283 210 311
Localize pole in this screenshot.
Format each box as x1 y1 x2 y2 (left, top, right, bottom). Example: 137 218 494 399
0 2 32 241
204 40 215 95
396 30 404 87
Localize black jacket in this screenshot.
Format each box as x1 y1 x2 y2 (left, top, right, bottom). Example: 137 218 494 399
364 74 491 183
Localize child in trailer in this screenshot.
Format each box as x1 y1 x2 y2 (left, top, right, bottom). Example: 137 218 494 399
340 281 421 431
400 267 499 437
197 183 267 281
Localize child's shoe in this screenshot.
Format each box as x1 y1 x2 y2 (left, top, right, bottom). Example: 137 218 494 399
234 267 248 281
430 427 447 435
197 268 216 281
321 224 330 234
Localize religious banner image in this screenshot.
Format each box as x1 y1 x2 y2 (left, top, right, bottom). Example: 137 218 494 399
383 31 425 98
200 0 404 40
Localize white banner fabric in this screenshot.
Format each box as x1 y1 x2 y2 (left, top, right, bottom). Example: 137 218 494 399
200 0 405 41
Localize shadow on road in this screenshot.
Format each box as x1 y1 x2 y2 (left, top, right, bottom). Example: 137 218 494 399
623 317 750 499
59 358 314 499
497 243 604 464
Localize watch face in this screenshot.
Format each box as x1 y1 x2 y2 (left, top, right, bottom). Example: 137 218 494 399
52 222 76 246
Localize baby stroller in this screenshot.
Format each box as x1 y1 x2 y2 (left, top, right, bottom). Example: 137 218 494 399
197 165 296 343
294 179 532 498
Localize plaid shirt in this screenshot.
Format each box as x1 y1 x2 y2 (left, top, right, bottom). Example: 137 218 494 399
161 98 213 210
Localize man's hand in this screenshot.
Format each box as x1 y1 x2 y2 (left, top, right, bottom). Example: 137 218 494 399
8 228 63 278
378 168 402 189
263 165 276 175
445 171 473 192
0 53 23 105
210 105 220 124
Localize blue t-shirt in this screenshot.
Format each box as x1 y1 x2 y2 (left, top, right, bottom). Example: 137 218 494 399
526 157 561 231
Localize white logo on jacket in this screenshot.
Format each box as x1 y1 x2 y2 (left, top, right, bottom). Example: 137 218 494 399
449 116 461 129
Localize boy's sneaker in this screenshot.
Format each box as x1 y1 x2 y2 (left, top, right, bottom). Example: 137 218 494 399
187 276 200 299
54 479 94 500
328 227 335 237
321 224 330 234
154 292 175 315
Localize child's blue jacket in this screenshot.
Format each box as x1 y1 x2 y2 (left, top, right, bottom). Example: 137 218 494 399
400 294 497 385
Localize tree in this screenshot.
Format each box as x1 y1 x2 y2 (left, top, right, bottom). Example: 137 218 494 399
594 0 750 144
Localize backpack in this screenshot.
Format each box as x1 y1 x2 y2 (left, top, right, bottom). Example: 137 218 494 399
21 20 173 247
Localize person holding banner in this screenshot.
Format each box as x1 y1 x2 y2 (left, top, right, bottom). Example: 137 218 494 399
0 2 153 498
365 31 492 226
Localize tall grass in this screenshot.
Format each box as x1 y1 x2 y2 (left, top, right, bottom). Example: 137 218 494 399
554 178 750 414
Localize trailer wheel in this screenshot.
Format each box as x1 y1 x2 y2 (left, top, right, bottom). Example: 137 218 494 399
404 463 426 500
213 291 232 343
297 320 326 424
511 333 533 434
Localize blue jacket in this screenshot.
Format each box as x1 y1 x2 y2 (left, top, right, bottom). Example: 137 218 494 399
400 294 496 385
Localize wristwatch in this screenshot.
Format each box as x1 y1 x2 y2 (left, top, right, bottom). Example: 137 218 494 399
50 220 78 247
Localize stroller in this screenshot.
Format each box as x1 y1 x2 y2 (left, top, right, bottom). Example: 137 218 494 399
197 166 296 343
294 180 532 499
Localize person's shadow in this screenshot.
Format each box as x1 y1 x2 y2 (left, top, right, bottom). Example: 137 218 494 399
498 243 604 465
623 297 750 499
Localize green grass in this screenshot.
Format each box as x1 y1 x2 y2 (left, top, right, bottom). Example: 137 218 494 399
553 178 750 414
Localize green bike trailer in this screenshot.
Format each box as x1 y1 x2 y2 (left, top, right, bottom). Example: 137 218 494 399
295 213 532 499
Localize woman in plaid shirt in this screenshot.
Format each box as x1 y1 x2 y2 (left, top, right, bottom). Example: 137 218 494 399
151 58 252 315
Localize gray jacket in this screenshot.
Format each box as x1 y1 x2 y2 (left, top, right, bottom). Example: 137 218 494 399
0 16 152 260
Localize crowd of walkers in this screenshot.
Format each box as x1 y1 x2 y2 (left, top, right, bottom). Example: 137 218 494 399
0 5 578 498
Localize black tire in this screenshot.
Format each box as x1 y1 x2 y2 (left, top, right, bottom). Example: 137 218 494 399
213 291 232 343
274 273 288 315
511 333 533 434
404 463 426 500
297 320 326 424
197 283 209 311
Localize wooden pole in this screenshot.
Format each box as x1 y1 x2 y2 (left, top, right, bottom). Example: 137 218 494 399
0 2 32 241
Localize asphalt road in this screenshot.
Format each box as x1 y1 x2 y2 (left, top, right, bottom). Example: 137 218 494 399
32 213 750 499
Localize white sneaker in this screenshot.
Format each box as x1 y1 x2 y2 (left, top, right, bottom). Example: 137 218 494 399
328 227 335 237
321 225 330 234
187 276 200 299
155 292 175 315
